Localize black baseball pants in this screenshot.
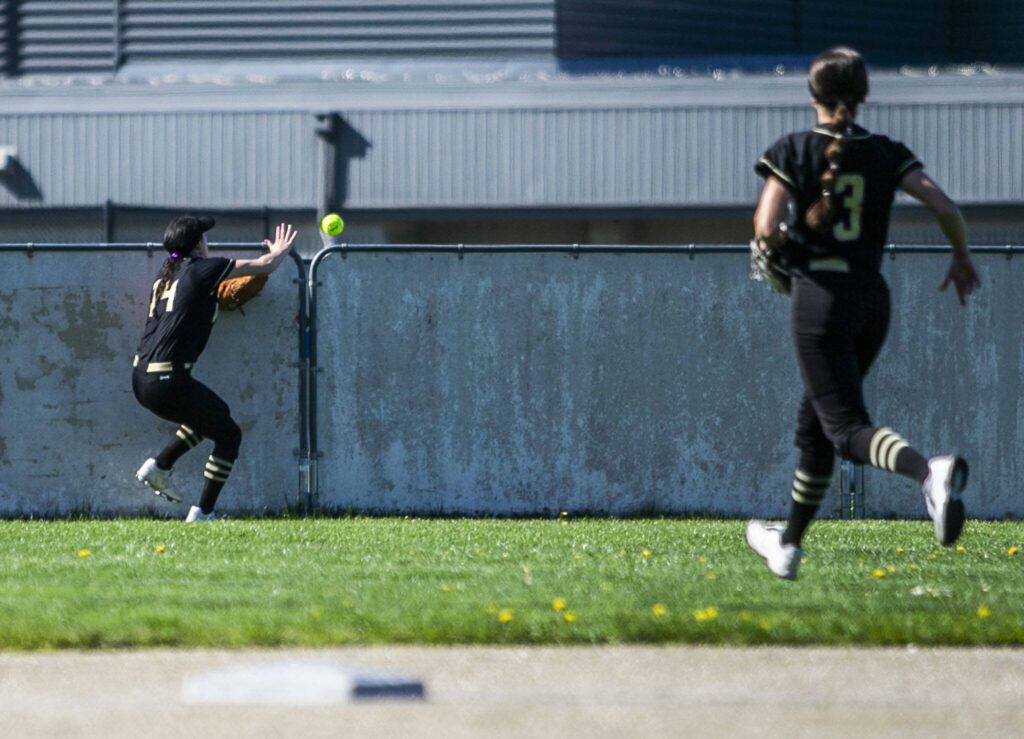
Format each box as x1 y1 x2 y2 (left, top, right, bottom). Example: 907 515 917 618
790 268 890 473
132 370 242 463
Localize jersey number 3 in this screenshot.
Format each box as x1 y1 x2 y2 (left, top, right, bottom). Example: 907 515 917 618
832 173 865 242
149 279 179 317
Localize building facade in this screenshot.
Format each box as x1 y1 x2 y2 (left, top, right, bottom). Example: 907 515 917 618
1 0 1023 249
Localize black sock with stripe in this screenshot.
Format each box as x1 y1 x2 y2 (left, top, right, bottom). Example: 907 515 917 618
156 425 204 469
781 465 832 547
198 454 234 514
852 427 929 483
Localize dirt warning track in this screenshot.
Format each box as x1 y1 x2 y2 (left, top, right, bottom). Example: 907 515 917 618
1 646 1022 738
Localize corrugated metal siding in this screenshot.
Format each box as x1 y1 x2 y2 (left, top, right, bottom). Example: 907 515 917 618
120 0 556 61
342 103 1024 209
0 112 317 209
863 104 1024 205
16 1 114 75
0 101 1021 210
1 1 1022 76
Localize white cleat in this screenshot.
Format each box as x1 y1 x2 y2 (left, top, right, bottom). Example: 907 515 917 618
922 456 968 546
135 458 182 504
746 520 802 581
185 505 216 523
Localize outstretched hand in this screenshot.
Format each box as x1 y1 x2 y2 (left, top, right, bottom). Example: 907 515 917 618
264 223 298 257
940 257 981 306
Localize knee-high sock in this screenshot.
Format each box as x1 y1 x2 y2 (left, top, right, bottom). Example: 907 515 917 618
156 425 203 469
198 455 234 514
850 427 929 483
782 466 833 547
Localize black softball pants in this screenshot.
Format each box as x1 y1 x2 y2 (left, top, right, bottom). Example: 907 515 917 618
790 268 890 473
132 369 242 463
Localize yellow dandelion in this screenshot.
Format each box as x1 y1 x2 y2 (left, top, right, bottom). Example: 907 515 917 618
1008 547 1019 556
707 572 717 581
977 606 991 619
956 545 966 553
552 597 567 611
560 520 569 527
872 569 886 578
155 545 166 554
896 547 906 554
693 607 719 622
563 611 577 623
651 603 668 617
560 511 568 518
886 565 896 574
498 609 514 623
77 549 91 558
642 549 652 558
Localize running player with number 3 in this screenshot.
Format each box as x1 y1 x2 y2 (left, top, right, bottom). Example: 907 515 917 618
746 48 981 579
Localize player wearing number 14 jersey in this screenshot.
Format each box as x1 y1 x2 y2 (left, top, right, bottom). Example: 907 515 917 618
132 216 296 521
745 47 981 579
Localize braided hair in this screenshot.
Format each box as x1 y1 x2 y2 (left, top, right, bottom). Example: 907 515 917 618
804 48 869 235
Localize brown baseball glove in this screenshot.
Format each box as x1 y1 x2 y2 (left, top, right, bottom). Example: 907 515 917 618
216 274 268 311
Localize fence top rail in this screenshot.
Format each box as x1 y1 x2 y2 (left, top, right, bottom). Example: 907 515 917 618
3 242 1024 256
0 242 265 252
311 243 1024 256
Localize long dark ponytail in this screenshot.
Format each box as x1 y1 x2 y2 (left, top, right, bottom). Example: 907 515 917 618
804 47 869 235
153 215 206 292
154 255 185 292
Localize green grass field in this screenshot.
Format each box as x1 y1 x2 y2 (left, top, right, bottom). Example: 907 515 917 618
0 518 1021 649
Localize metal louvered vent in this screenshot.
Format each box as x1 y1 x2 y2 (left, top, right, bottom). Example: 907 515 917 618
120 0 556 62
1 2 10 77
556 0 800 58
16 0 114 75
554 0 988 67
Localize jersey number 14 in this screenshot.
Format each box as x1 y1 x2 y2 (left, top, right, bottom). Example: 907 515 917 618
149 279 179 317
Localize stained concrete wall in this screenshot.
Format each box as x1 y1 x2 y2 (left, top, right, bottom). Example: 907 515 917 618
315 251 1021 519
1 248 1020 519
0 251 302 517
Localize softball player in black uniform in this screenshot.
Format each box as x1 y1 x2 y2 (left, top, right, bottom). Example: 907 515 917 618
746 48 981 579
133 216 297 521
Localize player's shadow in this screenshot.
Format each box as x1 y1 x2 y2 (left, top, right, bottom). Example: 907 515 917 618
315 113 370 213
0 158 43 201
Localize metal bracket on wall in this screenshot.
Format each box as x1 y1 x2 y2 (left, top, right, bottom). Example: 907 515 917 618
836 460 865 519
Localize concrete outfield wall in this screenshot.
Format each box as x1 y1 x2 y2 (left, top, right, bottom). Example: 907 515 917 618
0 252 302 517
316 252 1021 519
0 249 1019 519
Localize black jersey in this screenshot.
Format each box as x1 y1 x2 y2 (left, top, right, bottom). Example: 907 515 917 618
135 257 234 368
755 124 921 272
